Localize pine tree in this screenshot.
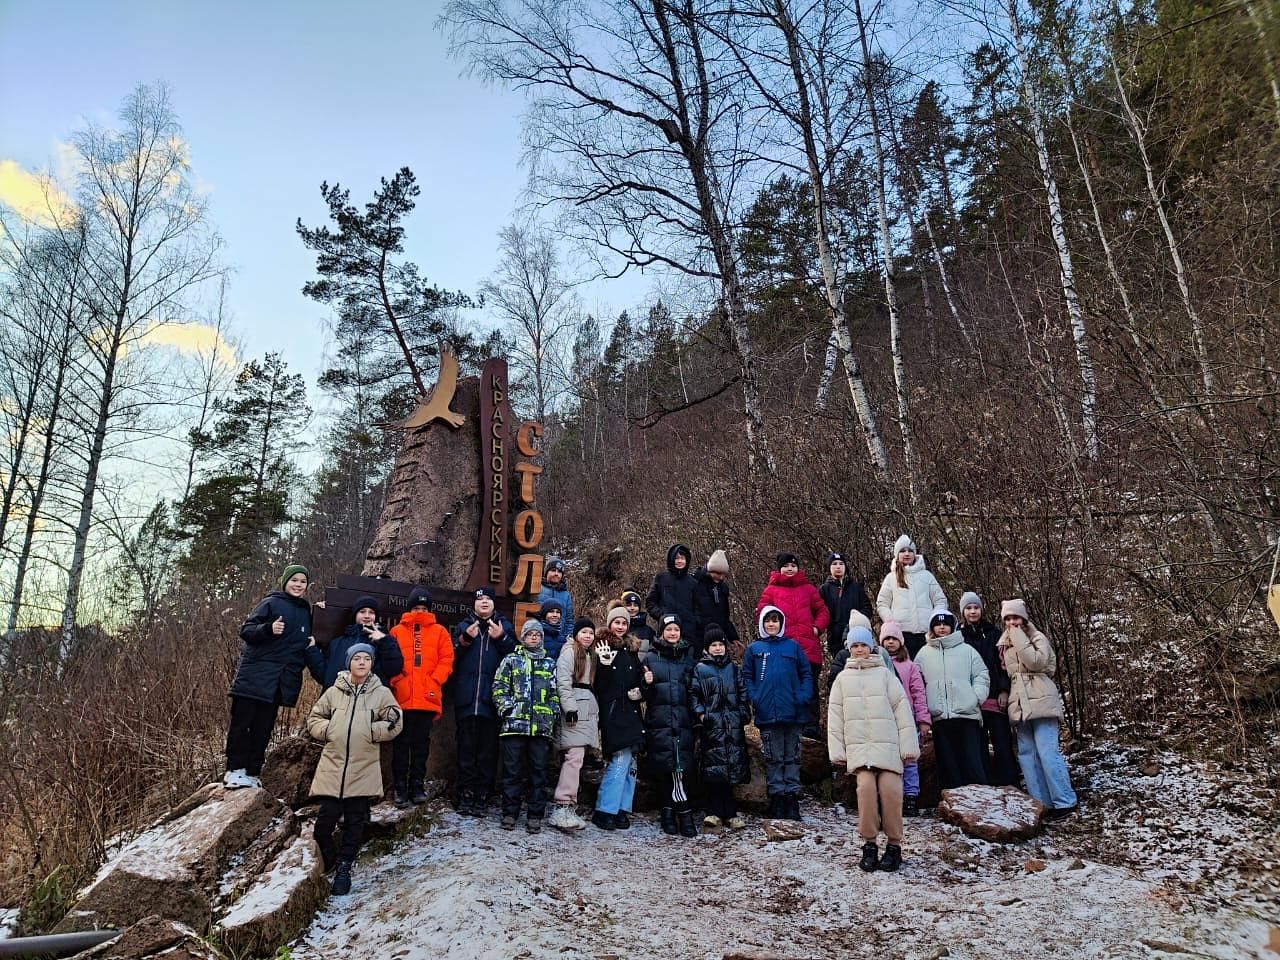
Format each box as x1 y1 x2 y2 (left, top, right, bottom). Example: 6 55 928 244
297 167 477 423
174 353 310 587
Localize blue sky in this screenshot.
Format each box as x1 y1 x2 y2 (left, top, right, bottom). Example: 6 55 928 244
0 0 652 398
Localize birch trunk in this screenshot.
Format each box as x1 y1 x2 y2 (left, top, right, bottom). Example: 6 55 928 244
8 238 84 649
1008 0 1099 461
658 1 774 474
853 0 915 497
0 364 39 554
1243 0 1280 127
62 316 123 660
815 327 840 411
1106 35 1215 401
9 343 70 646
1049 30 1181 421
769 0 889 471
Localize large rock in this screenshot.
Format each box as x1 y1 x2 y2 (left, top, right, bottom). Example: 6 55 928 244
937 784 1046 842
217 832 327 956
362 375 482 588
736 727 770 811
260 735 324 809
58 785 281 933
762 820 806 842
798 734 830 784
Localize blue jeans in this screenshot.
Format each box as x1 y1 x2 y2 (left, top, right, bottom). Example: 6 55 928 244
596 748 637 814
759 723 802 795
902 759 919 797
1015 717 1077 809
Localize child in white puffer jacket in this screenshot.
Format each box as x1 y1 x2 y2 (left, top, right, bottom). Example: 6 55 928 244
828 626 920 873
875 535 947 659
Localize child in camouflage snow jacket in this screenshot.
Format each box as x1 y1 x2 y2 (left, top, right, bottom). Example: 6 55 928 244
492 619 561 832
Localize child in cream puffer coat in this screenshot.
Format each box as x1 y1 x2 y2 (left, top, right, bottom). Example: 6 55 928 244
828 626 920 873
875 535 947 659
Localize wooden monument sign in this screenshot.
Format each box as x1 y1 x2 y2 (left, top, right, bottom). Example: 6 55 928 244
318 355 547 637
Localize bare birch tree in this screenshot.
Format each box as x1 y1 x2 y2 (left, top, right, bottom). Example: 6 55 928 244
480 221 577 426
717 0 890 476
443 0 777 473
1101 4 1214 402
56 83 220 659
852 0 917 499
1005 0 1098 461
1 226 88 646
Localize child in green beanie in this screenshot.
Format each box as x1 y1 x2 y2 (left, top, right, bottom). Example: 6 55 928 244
224 564 314 789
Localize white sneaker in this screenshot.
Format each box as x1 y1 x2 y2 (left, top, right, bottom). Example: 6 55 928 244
549 805 583 831
223 769 251 789
244 774 262 789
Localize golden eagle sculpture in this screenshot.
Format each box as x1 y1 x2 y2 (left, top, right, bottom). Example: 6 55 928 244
399 349 466 430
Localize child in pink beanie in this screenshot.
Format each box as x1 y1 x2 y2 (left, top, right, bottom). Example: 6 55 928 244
880 620 930 815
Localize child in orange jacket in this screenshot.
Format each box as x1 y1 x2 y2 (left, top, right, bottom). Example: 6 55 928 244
389 587 455 807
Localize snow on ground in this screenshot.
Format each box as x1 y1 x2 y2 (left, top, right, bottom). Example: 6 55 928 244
292 797 1274 960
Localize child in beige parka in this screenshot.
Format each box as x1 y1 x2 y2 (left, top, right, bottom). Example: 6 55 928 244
307 643 402 896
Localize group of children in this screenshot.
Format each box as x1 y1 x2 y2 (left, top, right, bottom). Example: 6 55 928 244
223 537 1079 893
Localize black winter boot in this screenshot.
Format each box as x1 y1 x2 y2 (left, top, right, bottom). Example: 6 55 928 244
613 811 631 830
410 781 428 805
676 808 698 837
394 781 411 809
660 806 679 835
591 809 617 830
786 794 802 821
766 794 783 819
331 861 353 895
903 795 919 818
879 843 903 872
859 842 880 872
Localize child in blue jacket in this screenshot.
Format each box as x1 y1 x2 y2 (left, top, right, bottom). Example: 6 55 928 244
743 605 813 822
538 558 575 629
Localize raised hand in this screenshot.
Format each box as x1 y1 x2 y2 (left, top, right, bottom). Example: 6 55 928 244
272 616 285 636
594 640 617 665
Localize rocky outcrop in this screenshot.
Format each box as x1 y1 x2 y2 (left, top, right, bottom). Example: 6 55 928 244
217 832 328 955
937 784 1046 842
58 784 279 933
56 778 377 959
259 734 325 809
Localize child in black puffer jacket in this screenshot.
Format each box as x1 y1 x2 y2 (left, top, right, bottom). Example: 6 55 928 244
643 613 698 838
691 626 750 830
225 564 314 790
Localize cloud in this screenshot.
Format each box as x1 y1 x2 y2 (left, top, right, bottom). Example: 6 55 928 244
141 321 239 369
0 160 75 227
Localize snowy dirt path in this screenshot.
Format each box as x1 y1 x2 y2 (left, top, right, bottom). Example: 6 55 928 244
291 803 1273 960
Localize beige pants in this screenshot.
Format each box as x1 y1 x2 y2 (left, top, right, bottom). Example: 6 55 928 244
855 768 904 843
554 746 585 804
